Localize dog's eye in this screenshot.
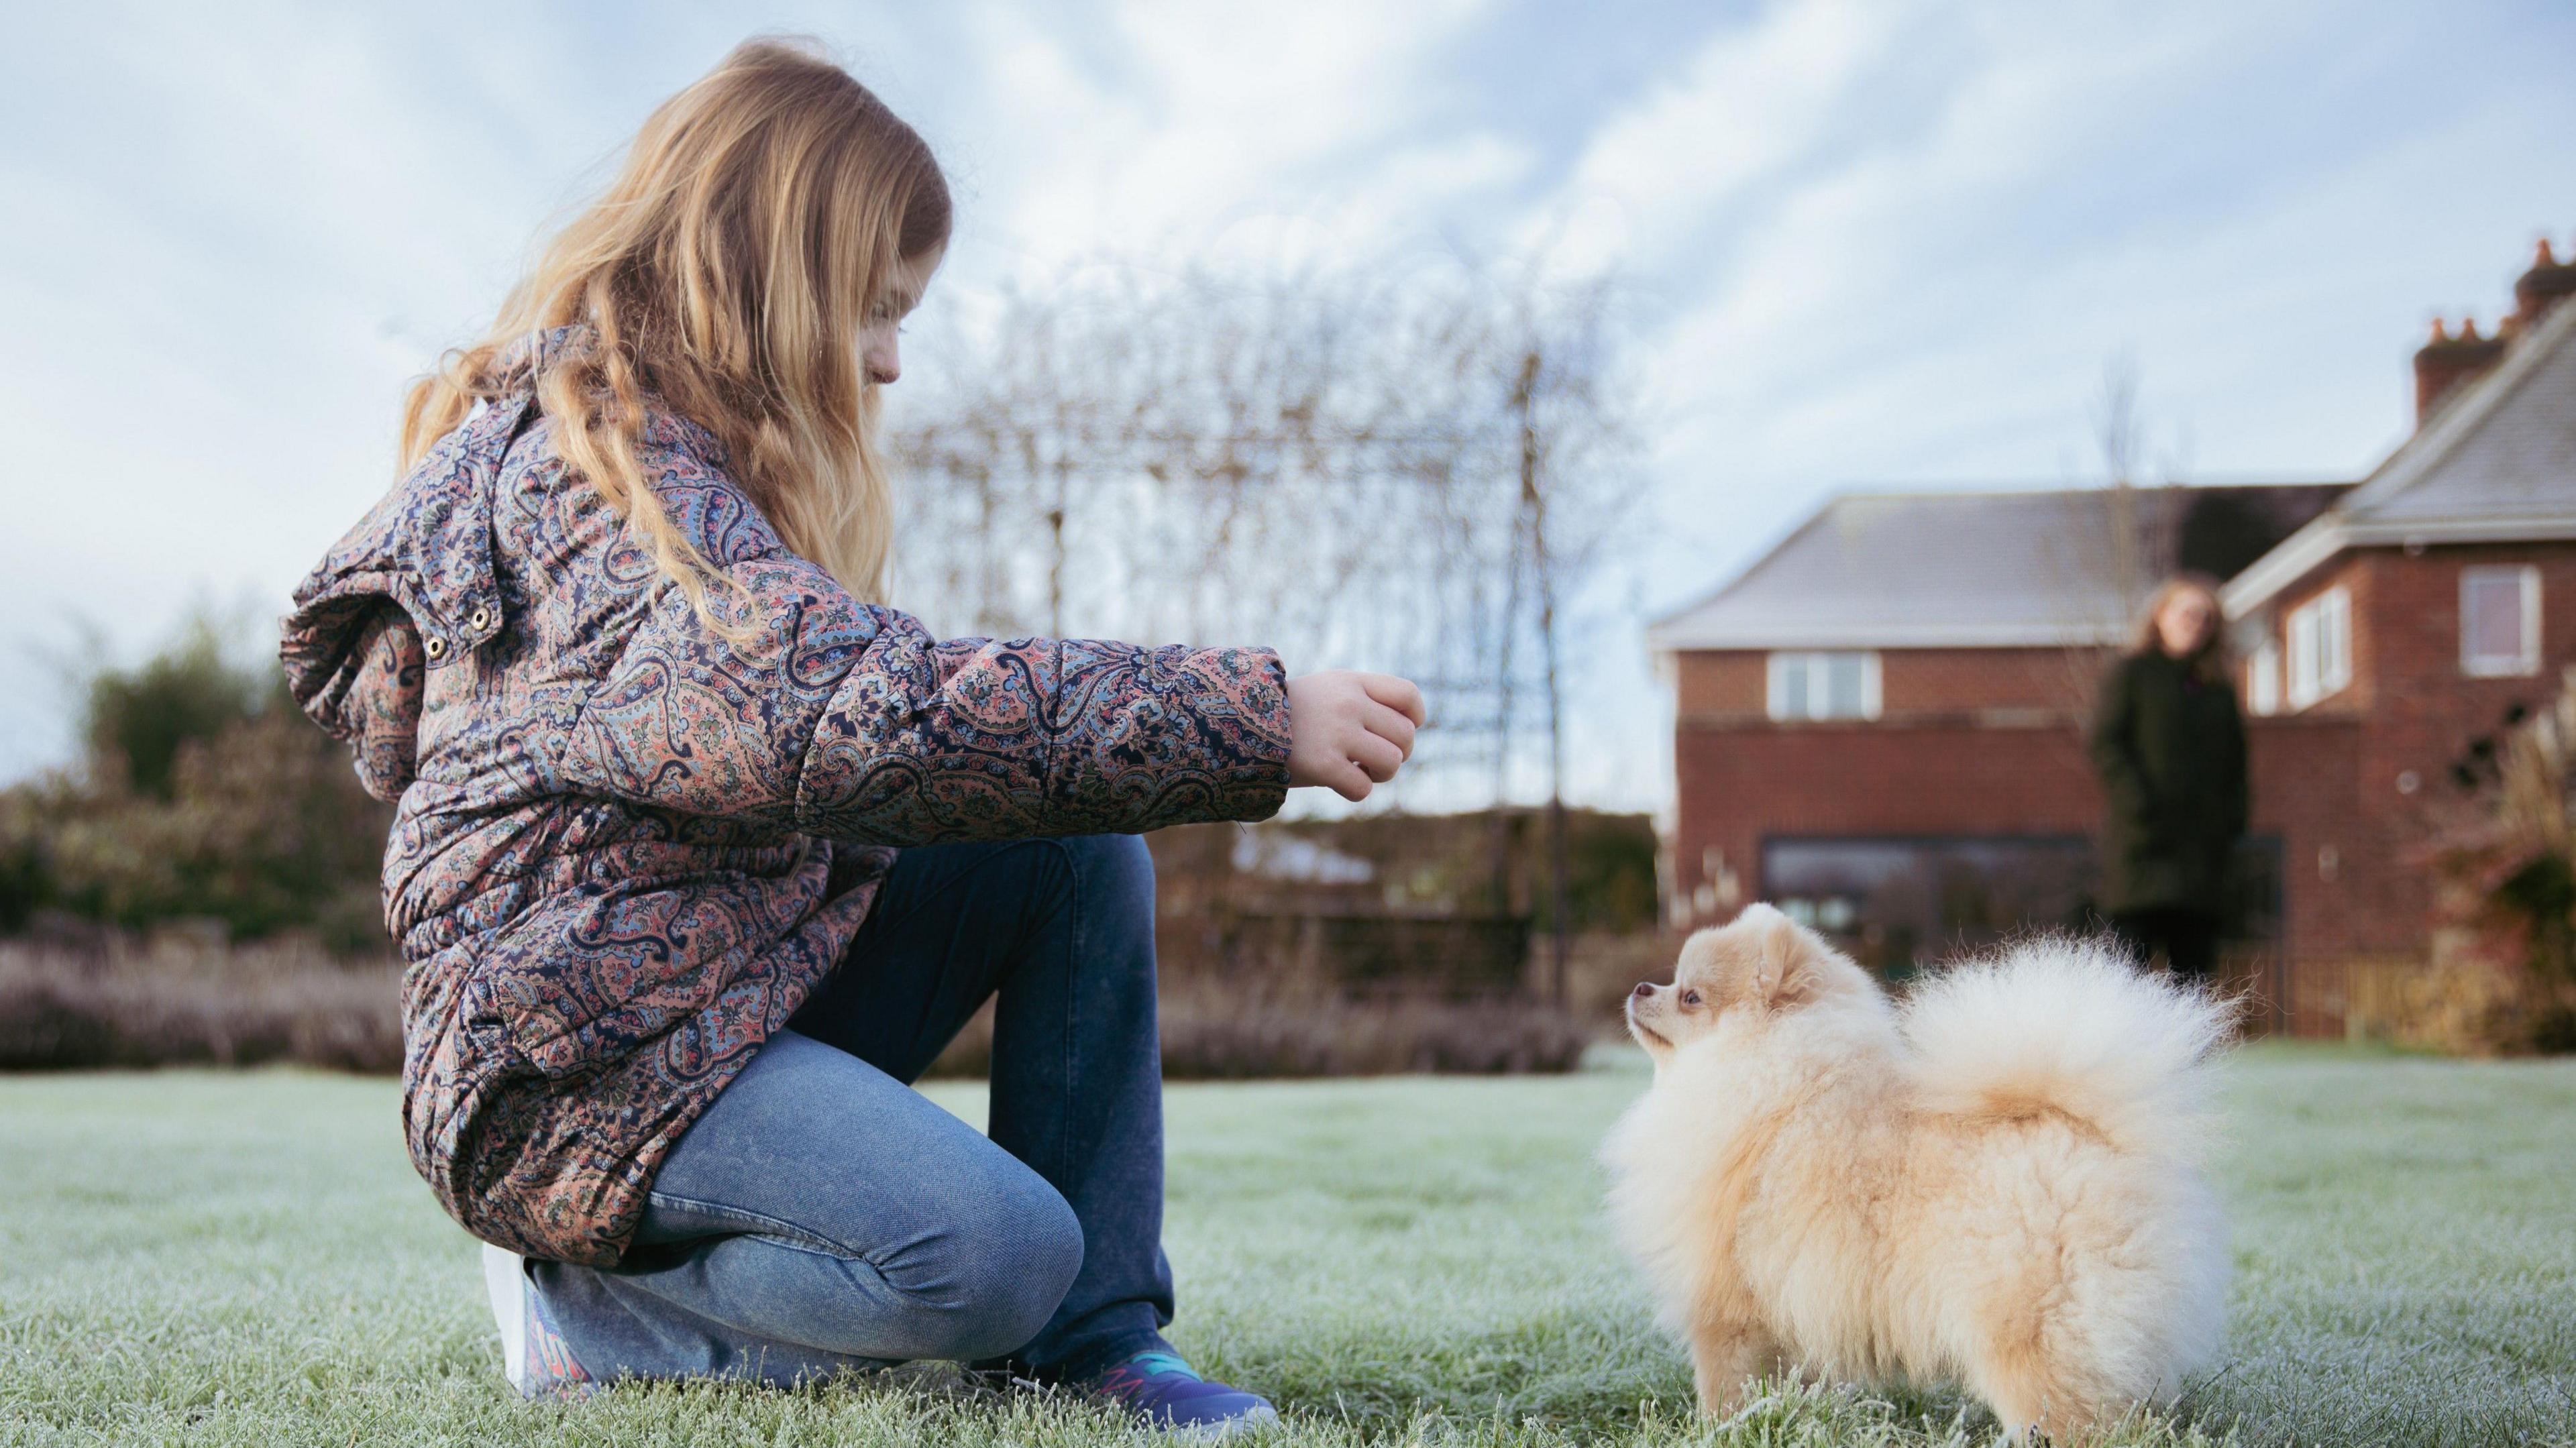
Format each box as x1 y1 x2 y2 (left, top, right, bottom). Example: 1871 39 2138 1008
1680 989 1703 1008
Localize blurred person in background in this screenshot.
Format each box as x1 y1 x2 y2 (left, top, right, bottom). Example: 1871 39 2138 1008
2089 575 2248 981
279 38 1420 1435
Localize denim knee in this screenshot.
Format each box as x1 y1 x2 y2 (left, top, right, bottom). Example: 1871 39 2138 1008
1055 830 1152 879
924 1173 1085 1361
1054 833 1155 931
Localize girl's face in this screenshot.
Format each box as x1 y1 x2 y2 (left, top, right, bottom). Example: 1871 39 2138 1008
2155 586 2218 657
860 245 942 387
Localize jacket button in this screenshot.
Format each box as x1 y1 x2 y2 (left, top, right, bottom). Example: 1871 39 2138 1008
424 636 447 659
468 606 491 631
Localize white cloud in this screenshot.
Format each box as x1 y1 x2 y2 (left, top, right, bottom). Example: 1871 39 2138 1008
951 0 1507 274
1538 0 1921 275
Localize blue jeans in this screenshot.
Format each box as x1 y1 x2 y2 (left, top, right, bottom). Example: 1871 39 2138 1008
529 835 1177 1387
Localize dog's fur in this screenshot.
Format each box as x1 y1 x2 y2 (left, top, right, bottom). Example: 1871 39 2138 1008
1601 905 2231 1440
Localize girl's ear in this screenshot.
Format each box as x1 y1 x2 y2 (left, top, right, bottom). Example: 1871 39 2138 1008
1752 913 1819 1007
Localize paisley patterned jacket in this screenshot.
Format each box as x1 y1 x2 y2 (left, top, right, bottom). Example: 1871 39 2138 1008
279 333 1293 1267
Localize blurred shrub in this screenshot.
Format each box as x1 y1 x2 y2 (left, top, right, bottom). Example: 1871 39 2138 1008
0 935 402 1073
42 709 393 948
2424 667 2576 1054
0 790 50 932
80 618 269 799
2 614 393 952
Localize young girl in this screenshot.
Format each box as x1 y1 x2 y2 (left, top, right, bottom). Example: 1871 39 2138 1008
280 40 1421 1435
2088 575 2247 980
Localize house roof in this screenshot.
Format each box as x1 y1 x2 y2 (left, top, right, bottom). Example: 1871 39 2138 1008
1647 482 2348 652
2225 295 2576 614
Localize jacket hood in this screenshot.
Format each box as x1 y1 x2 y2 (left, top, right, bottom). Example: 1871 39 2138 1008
278 329 566 799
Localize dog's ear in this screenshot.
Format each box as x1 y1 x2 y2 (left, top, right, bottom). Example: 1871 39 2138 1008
1751 910 1821 1008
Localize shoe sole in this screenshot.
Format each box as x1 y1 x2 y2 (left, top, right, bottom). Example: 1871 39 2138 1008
1163 1403 1279 1439
479 1242 529 1396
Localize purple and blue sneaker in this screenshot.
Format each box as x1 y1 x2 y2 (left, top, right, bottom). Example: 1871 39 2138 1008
480 1243 595 1400
1081 1349 1278 1437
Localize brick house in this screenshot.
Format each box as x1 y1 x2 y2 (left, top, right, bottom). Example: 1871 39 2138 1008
1648 240 2576 1033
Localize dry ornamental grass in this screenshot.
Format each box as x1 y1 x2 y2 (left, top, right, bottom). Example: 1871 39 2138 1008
0 935 1591 1080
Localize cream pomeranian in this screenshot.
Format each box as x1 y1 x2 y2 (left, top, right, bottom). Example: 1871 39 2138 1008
1601 904 2231 1441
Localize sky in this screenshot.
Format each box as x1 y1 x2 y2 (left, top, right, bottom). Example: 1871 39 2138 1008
1 0 2572 810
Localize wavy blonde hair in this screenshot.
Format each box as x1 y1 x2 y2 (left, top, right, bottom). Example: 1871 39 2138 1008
398 38 949 628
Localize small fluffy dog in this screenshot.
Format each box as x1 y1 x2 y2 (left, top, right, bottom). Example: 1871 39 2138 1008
1602 905 2231 1440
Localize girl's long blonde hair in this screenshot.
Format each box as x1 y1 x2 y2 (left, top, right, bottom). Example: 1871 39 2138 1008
398 38 949 625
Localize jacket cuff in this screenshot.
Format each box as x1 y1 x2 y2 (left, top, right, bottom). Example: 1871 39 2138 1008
1166 643 1293 824
1038 641 1294 834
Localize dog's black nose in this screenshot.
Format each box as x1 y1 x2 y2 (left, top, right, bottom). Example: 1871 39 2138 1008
1631 981 1656 999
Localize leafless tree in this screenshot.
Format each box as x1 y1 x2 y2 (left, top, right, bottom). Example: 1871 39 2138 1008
1481 269 1640 1002
885 248 1642 981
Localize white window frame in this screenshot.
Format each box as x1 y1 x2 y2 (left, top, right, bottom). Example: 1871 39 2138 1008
2245 636 2281 717
2460 565 2541 677
2285 586 2352 710
1765 651 1882 722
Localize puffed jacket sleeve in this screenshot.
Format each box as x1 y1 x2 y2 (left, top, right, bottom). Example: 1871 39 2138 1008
560 547 1295 843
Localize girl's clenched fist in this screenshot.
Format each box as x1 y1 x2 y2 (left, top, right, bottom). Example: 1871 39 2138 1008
1284 671 1427 801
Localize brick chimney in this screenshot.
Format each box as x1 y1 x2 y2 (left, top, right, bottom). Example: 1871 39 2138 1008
2514 235 2576 329
2414 315 2506 425
2410 233 2576 428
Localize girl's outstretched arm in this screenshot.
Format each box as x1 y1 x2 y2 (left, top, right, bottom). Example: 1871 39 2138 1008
564 545 1301 843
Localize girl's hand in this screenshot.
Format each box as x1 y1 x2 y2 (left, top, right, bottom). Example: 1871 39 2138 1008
1285 671 1426 801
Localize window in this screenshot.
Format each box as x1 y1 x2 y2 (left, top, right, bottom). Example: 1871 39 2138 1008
2461 565 2540 677
1762 836 2096 977
2285 586 2351 710
1766 651 1880 721
1762 834 2284 979
2245 637 2281 717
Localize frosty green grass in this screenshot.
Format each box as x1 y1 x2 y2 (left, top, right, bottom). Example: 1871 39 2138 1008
1 1042 2569 1446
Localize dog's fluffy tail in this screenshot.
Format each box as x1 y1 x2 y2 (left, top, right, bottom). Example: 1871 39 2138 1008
1900 936 2234 1163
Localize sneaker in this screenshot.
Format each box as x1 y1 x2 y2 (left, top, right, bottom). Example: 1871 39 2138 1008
1081 1349 1277 1437
480 1242 594 1399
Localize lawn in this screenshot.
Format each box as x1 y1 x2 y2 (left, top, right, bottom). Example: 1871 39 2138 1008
1 1044 2570 1447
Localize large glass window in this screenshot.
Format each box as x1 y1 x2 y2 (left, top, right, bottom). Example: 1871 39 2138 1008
2461 565 2540 677
1766 651 1880 721
1761 834 2282 977
1763 836 2092 976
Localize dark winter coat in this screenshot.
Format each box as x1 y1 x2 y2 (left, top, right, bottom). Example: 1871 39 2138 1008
2088 650 2249 918
279 330 1292 1268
